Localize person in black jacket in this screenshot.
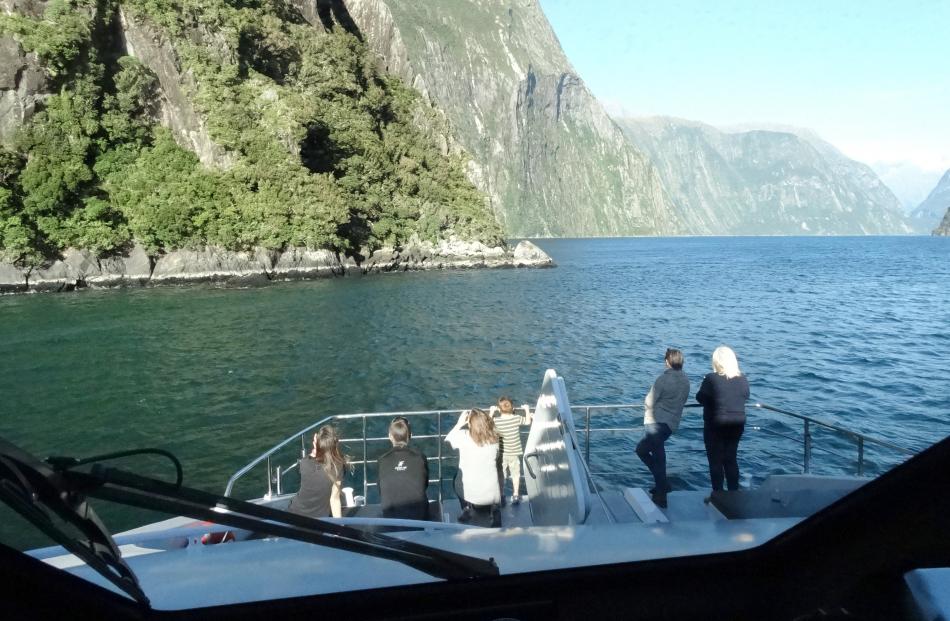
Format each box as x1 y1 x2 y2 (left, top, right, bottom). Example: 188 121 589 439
287 425 348 518
696 346 750 492
377 417 430 520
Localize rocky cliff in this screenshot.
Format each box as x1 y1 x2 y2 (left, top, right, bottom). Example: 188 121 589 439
341 0 681 237
617 117 913 235
0 0 50 145
914 169 950 232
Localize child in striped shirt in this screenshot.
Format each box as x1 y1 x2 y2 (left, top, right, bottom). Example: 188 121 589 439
490 396 533 504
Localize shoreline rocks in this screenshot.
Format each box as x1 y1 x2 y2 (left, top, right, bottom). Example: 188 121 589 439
0 239 554 294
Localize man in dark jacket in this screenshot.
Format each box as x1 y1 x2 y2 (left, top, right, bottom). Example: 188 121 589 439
377 417 430 520
636 348 690 509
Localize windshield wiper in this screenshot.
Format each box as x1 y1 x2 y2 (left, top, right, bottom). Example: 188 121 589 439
0 438 151 606
0 436 499 594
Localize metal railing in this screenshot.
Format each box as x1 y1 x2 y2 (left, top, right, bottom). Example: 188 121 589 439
575 403 915 476
224 402 916 502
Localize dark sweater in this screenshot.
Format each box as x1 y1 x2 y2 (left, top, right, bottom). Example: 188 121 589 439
377 445 429 520
287 458 334 518
696 372 750 426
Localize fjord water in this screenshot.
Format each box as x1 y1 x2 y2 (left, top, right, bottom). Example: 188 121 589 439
1 236 948 547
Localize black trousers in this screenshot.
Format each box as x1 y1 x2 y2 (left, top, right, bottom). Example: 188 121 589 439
703 423 745 491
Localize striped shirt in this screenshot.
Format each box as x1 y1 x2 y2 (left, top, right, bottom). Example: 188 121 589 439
493 413 528 456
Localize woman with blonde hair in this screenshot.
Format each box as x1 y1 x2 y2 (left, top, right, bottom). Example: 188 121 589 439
288 425 349 518
446 408 501 525
696 346 750 493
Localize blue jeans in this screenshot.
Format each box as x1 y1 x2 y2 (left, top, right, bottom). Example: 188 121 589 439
636 423 672 496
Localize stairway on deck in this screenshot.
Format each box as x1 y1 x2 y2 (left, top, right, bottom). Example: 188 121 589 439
594 489 726 524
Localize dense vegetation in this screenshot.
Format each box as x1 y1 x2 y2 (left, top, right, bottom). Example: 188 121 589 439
0 0 503 265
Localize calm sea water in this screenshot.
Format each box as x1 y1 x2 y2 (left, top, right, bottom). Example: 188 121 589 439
1 236 948 548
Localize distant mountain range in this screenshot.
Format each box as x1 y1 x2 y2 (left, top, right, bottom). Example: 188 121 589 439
912 169 950 232
616 117 914 235
870 161 945 213
345 1 917 237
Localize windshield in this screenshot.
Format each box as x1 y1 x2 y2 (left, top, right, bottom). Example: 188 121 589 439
1 0 948 614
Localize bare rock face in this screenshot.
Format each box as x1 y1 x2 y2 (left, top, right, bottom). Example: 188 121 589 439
118 8 237 169
272 248 343 279
512 240 553 267
341 0 680 238
362 235 553 272
0 262 27 293
151 247 274 285
93 244 153 287
0 239 553 294
0 26 50 145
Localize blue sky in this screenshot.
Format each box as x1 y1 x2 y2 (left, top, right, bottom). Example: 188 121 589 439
538 0 950 172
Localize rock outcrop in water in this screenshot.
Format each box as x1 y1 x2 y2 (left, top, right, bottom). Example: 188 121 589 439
616 117 914 235
915 169 950 233
341 0 681 237
0 240 553 293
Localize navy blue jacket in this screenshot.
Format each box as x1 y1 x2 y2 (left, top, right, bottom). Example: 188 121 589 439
696 373 750 426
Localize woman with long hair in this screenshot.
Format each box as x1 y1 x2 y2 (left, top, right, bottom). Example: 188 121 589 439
445 408 501 523
287 425 349 518
696 346 750 493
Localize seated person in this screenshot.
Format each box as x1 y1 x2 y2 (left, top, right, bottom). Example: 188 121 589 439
287 425 347 518
377 417 430 520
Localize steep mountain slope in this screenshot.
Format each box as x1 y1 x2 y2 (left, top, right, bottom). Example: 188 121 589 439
342 0 681 237
870 161 943 213
934 208 950 236
0 0 504 268
913 169 950 231
618 117 913 235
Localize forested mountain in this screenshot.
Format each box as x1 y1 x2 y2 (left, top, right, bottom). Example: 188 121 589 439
617 117 913 235
0 0 504 268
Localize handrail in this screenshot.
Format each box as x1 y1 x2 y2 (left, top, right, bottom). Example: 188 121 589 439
225 401 916 499
750 403 914 455
224 409 471 496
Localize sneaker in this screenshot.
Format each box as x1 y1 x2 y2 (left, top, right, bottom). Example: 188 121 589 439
511 495 521 505
651 493 668 509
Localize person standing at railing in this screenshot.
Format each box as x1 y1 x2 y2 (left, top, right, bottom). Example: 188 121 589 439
490 396 533 505
696 345 750 495
445 408 501 526
636 348 690 509
287 425 349 519
377 417 430 520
